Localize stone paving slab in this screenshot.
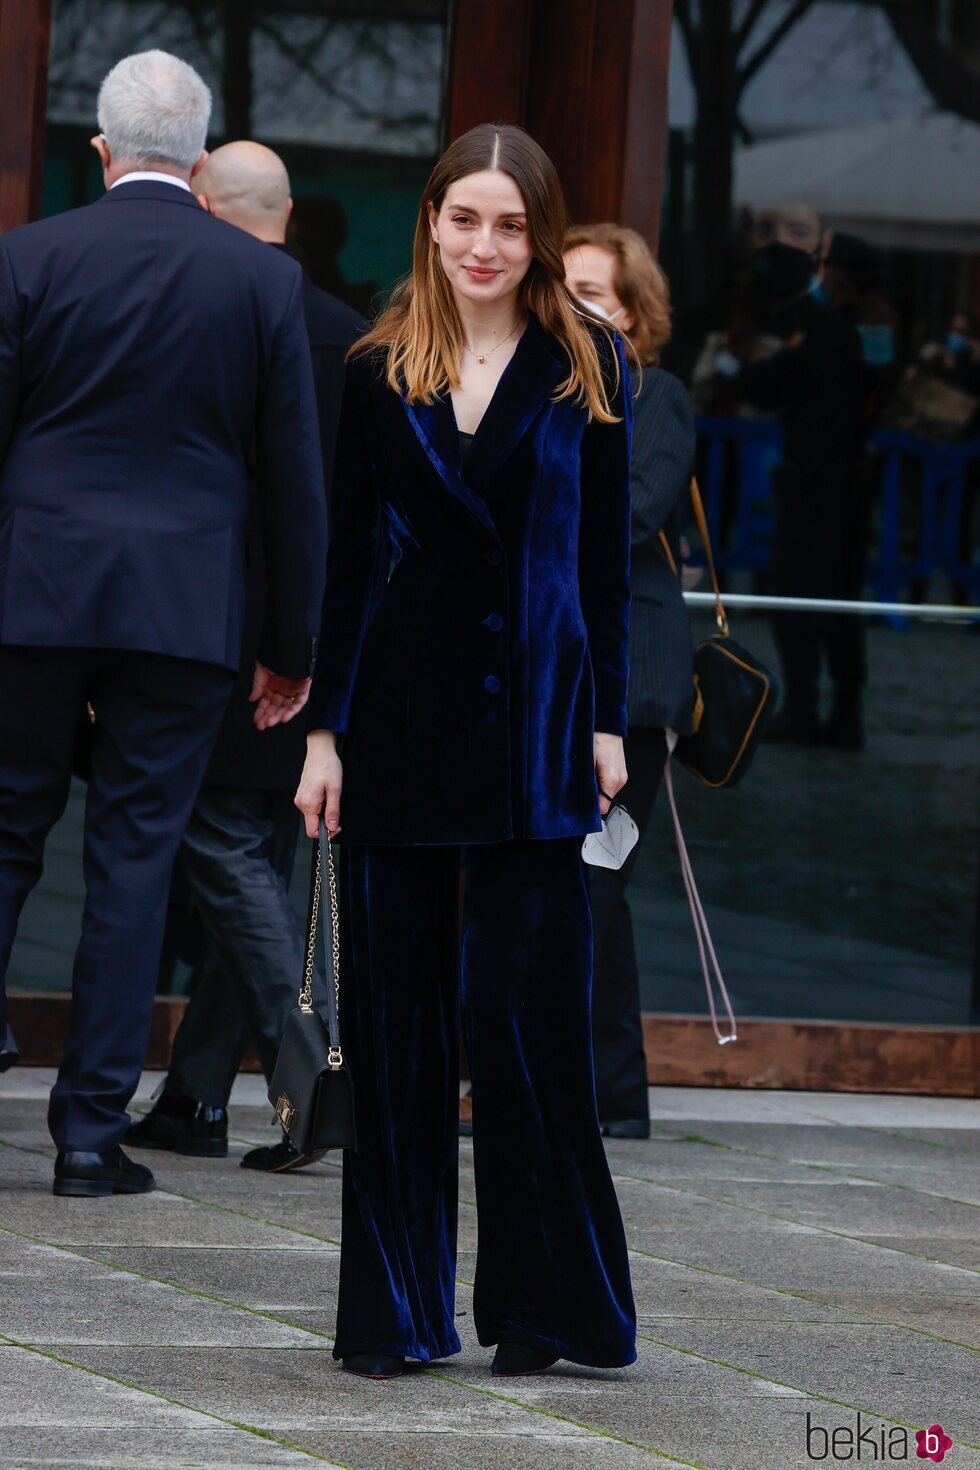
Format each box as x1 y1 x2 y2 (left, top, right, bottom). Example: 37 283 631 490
1 1427 331 1469
0 1346 329 1466
0 1236 321 1349
1 1079 979 1469
631 1123 980 1205
71 1246 342 1316
59 1347 681 1470
439 1338 980 1470
638 1321 980 1446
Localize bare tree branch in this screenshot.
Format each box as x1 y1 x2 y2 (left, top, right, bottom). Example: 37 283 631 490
734 0 771 55
879 0 980 125
736 0 818 93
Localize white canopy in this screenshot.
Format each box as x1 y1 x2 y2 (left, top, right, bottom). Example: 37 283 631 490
734 111 980 252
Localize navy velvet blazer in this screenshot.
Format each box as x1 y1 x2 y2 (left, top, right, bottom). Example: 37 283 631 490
0 180 325 678
307 316 632 845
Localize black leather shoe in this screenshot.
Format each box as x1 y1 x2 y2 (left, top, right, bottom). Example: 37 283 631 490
342 1354 405 1379
0 1024 19 1073
125 1089 228 1157
241 1135 325 1173
491 1343 559 1377
601 1118 651 1140
53 1147 155 1198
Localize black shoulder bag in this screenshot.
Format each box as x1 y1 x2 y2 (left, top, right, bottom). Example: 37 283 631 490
663 478 777 789
268 817 357 1153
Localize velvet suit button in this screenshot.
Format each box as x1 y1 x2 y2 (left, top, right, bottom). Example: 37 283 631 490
484 613 504 631
483 675 501 694
485 549 502 565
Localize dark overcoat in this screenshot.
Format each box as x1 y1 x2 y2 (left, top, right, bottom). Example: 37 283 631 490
306 315 632 845
625 366 696 732
0 181 325 679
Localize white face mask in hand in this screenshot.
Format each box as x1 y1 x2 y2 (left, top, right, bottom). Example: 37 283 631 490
582 804 640 870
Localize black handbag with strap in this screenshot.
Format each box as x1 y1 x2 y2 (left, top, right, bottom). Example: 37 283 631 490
663 479 777 789
268 817 357 1153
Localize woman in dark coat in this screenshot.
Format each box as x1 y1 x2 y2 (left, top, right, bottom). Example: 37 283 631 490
565 225 696 1139
295 125 636 1379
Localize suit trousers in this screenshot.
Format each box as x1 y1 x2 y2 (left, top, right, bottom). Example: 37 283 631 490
588 728 668 1123
334 837 637 1367
0 646 232 1151
167 787 304 1105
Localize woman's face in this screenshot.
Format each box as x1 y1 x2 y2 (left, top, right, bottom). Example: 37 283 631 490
428 170 533 309
563 244 634 332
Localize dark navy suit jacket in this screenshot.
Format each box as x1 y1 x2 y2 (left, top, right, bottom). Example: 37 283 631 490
204 247 364 791
307 317 632 846
0 180 326 679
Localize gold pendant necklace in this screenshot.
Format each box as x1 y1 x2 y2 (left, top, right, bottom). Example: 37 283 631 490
465 319 522 365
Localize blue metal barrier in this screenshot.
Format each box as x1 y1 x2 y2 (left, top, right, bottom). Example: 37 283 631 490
691 417 980 606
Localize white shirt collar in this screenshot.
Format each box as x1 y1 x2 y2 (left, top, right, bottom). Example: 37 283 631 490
110 171 192 193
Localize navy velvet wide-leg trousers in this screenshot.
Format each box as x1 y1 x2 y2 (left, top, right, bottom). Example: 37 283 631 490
333 837 637 1368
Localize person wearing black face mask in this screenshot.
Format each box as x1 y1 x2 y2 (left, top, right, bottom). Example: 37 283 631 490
716 237 867 746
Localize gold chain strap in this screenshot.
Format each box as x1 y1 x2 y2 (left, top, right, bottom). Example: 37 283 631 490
299 846 320 1014
323 835 343 1069
298 832 344 1070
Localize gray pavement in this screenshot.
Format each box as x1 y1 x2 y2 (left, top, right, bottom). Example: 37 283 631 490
0 1072 978 1469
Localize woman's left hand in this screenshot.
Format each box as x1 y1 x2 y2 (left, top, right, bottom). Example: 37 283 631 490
594 732 627 815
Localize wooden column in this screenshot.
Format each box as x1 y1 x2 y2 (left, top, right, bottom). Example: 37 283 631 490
445 0 529 136
445 0 674 248
0 0 51 232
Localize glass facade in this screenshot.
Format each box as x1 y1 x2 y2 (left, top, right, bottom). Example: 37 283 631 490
41 0 449 303
648 0 980 1027
7 1 979 1042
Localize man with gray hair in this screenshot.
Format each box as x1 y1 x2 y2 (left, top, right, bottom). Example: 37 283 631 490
0 52 327 1198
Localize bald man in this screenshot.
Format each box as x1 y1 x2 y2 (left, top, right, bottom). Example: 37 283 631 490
127 142 364 1173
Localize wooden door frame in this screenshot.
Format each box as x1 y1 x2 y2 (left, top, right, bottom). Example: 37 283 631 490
0 0 51 232
446 0 674 245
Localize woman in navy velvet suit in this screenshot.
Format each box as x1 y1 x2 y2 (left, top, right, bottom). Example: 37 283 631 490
295 124 637 1380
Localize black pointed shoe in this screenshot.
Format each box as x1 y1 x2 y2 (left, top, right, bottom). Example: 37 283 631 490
240 1134 325 1173
53 1147 155 1198
491 1343 559 1377
342 1354 405 1380
125 1088 228 1157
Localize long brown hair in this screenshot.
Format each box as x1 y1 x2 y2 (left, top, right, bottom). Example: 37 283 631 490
564 222 671 366
354 123 620 423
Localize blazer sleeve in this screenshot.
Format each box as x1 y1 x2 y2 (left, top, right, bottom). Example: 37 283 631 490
306 354 389 733
0 240 21 465
254 268 328 680
630 370 695 551
578 330 633 738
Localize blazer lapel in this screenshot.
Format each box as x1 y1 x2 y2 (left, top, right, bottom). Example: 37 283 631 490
401 393 499 541
464 316 567 496
401 315 568 532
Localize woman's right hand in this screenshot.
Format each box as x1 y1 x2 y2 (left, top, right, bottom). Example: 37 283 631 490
295 730 343 838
